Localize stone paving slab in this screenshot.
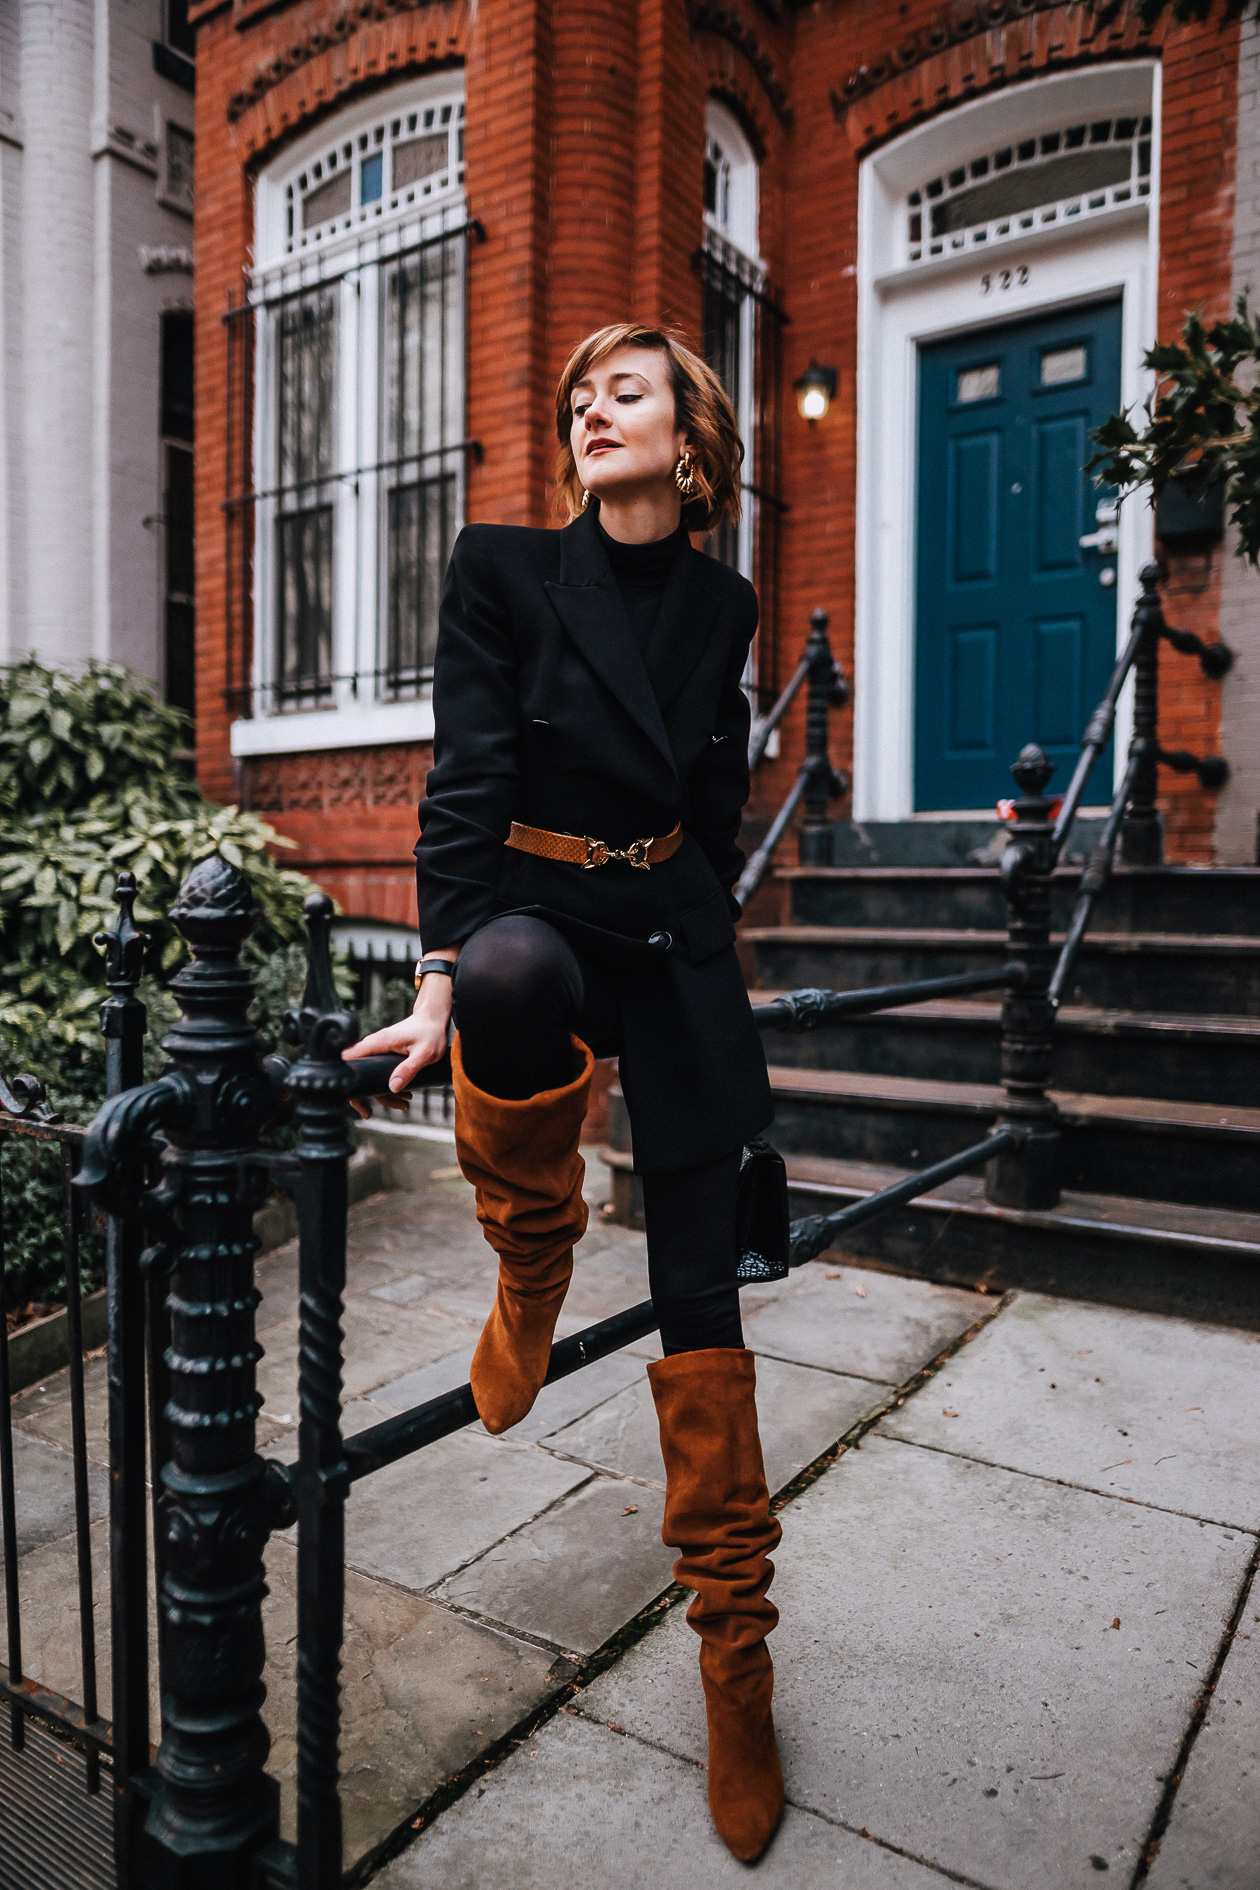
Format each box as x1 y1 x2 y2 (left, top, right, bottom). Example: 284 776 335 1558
435 1475 675 1656
369 1342 645 1446
1145 1588 1260 1890
380 1709 954 1890
261 1538 567 1867
880 1292 1260 1529
578 1433 1251 1890
6 1425 107 1554
0 1517 160 1727
257 1300 485 1420
543 1352 894 1496
342 1426 593 1593
741 1263 989 1383
9 1356 110 1469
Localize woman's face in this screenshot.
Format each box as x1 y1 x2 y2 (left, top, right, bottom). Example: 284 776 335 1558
569 345 689 506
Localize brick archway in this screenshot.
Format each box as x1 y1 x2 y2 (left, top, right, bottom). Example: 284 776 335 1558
833 0 1162 156
226 0 470 166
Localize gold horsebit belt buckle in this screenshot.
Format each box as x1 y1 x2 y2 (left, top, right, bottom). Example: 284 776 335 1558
583 835 653 870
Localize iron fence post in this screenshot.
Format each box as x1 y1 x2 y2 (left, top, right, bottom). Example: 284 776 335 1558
137 856 284 1885
1120 564 1164 867
987 745 1062 1211
286 894 355 1890
797 608 849 866
97 871 154 1883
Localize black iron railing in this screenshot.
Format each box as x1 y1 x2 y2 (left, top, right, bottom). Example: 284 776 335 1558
1045 564 1230 1011
0 872 159 1886
736 609 850 907
1 570 1228 1888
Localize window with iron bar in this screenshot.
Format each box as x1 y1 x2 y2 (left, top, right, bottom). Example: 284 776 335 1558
226 80 474 745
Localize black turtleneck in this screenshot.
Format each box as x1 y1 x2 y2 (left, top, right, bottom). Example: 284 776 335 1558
599 520 689 682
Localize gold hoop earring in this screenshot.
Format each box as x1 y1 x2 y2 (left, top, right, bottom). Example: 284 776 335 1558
580 488 590 510
674 451 698 498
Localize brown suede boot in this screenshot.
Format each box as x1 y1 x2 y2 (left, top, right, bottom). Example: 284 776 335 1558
648 1348 784 1863
452 1031 593 1435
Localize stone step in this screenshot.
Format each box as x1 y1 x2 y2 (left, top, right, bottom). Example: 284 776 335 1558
764 1066 1260 1213
597 1137 1260 1328
753 993 1260 1109
779 864 1260 939
742 924 1260 1016
780 1151 1260 1329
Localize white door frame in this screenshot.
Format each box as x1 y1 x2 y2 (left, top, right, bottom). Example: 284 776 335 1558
853 62 1161 822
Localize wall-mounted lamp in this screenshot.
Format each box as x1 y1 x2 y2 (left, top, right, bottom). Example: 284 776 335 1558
794 360 838 424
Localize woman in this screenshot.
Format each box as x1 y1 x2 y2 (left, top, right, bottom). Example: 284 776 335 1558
346 322 783 1863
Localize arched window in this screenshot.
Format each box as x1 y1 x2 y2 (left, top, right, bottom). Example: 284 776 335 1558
231 76 473 749
700 100 762 582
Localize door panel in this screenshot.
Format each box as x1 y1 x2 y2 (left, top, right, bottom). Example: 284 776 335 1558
1034 416 1090 571
949 625 998 751
950 434 1001 583
915 298 1121 811
1033 616 1084 747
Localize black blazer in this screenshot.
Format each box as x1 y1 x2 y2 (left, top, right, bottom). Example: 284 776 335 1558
414 503 759 963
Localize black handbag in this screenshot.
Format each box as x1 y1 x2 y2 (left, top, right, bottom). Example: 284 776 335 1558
735 1138 791 1283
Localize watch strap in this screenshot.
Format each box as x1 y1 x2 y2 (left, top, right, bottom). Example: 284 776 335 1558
414 956 456 991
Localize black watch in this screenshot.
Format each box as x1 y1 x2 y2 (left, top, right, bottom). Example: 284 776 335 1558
414 956 456 992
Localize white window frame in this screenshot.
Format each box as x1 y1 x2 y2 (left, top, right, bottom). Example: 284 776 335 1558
704 99 761 585
232 75 469 759
853 63 1160 822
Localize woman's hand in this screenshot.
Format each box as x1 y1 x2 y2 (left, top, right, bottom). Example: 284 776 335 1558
343 958 455 1119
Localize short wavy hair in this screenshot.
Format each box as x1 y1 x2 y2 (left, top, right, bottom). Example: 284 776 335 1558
554 322 743 533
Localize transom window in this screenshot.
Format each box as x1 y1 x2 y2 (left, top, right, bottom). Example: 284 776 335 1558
905 114 1152 264
230 79 473 730
282 98 465 253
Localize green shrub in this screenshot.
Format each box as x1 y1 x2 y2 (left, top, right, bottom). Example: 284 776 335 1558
0 660 328 1306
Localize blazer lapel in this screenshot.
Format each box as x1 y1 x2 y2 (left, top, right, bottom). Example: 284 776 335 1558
544 509 677 777
643 541 724 713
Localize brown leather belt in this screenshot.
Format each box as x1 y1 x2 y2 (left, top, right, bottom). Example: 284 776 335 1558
506 819 683 871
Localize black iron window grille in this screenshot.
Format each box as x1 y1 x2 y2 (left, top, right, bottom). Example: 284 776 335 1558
380 236 463 699
224 207 482 724
695 227 787 707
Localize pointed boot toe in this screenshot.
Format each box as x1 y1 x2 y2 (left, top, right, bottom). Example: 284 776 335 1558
703 1653 784 1862
469 1273 571 1433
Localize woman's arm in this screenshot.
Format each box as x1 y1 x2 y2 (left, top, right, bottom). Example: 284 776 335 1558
414 526 523 946
345 526 521 1111
343 947 458 1117
687 589 758 910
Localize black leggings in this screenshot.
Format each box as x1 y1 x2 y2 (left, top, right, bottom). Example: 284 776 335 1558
453 915 744 1356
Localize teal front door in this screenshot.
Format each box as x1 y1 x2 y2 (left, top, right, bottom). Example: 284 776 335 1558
914 298 1122 811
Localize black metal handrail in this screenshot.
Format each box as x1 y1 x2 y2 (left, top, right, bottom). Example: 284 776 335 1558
748 654 808 770
752 964 1024 1031
736 608 849 907
1050 563 1231 868
1045 564 1232 1011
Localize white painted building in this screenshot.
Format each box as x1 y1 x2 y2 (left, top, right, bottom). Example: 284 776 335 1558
0 0 195 708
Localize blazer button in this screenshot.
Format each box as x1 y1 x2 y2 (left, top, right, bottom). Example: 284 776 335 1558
648 930 673 951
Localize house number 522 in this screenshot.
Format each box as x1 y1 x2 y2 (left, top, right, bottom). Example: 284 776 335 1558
980 266 1030 293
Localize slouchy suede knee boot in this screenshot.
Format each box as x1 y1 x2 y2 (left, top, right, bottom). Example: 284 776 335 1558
648 1348 784 1863
452 1031 594 1435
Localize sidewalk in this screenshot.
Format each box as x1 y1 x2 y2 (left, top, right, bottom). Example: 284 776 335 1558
5 1125 1258 1887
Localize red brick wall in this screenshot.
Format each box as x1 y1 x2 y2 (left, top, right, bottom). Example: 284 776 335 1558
1153 15 1240 861
192 0 1241 907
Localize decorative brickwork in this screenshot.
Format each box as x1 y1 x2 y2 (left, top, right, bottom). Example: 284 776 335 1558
832 0 1161 146
242 742 431 814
